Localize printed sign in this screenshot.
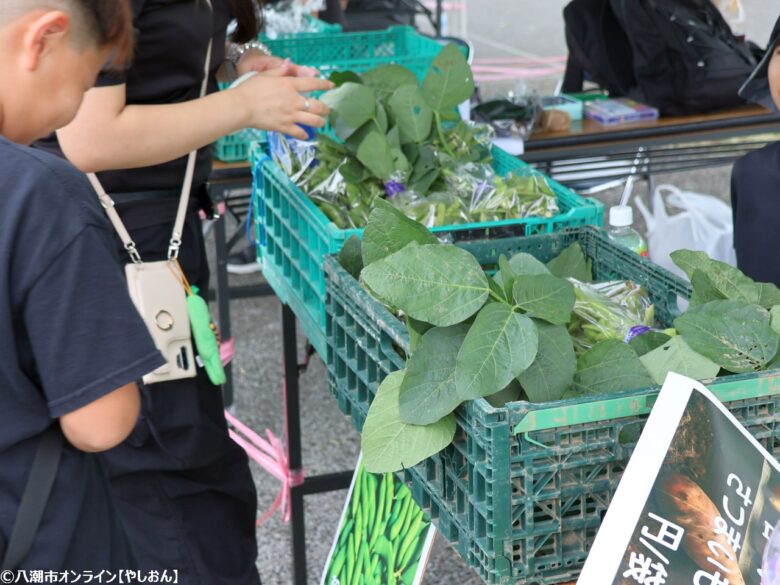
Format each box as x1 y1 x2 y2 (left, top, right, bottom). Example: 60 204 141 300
579 373 780 585
320 453 436 585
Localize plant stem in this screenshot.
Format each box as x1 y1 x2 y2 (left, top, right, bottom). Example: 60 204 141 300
435 113 456 158
488 289 509 305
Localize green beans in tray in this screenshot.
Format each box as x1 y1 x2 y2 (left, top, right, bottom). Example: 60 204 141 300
325 460 430 585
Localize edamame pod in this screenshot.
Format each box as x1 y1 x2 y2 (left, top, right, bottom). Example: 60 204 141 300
401 562 419 585
360 504 370 553
384 474 394 519
351 468 363 518
351 539 367 585
338 519 354 549
347 533 355 585
400 498 416 535
328 545 347 583
397 511 424 570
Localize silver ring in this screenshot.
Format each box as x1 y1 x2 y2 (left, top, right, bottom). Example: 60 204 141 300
303 99 311 111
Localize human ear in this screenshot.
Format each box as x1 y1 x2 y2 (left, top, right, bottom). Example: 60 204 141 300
21 11 71 72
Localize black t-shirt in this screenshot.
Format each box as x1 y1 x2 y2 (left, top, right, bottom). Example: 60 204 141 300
35 0 232 193
730 142 780 286
0 137 165 568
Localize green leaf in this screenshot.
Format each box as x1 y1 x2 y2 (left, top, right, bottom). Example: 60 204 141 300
546 243 593 281
485 379 523 408
340 159 371 184
407 317 433 354
674 299 778 373
495 253 552 299
361 65 418 98
362 371 456 473
671 250 759 304
517 321 576 403
361 244 490 327
388 85 433 145
361 199 438 267
689 270 726 308
487 276 507 303
422 44 475 112
356 131 395 181
572 340 653 396
322 83 376 140
391 147 410 174
498 255 516 300
329 70 362 87
508 253 552 277
629 331 671 357
455 304 538 401
387 125 401 150
399 324 469 425
408 146 439 195
771 306 780 338
640 336 721 385
375 102 389 134
512 275 576 325
337 235 363 279
757 283 780 310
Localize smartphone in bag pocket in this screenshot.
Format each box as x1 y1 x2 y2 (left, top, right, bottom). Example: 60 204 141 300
125 261 196 385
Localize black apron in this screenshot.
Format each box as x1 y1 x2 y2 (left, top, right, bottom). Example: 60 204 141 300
100 191 261 585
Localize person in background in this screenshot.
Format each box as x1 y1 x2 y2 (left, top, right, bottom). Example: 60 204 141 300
34 1 332 583
730 16 780 285
0 0 165 570
713 0 747 40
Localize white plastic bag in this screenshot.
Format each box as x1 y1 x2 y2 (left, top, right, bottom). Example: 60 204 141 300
635 184 737 279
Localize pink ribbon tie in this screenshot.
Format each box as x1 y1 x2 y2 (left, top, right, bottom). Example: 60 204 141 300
225 410 298 526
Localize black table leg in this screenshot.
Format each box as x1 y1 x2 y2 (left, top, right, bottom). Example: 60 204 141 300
213 194 234 408
282 305 308 585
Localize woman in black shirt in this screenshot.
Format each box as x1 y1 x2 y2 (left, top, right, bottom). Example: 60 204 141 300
35 1 332 583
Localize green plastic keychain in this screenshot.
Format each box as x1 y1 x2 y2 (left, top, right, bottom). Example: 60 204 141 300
170 260 226 385
188 285 227 386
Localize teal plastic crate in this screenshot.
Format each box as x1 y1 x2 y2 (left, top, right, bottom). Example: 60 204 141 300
324 226 780 584
264 26 446 81
260 15 342 39
253 149 603 358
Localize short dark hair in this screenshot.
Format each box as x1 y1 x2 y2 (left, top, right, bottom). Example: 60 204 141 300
71 0 135 68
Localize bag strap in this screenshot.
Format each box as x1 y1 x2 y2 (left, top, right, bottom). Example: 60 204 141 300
88 0 214 262
1 426 64 571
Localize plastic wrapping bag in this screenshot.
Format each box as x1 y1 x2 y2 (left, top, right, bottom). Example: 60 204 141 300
268 131 317 183
568 279 655 353
261 0 326 39
590 280 654 325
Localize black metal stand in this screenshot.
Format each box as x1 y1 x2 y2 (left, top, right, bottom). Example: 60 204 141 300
281 305 354 585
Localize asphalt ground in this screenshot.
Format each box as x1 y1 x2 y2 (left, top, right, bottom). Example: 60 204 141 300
220 1 780 583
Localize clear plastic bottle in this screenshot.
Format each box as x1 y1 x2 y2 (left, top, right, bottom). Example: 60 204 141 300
607 205 649 258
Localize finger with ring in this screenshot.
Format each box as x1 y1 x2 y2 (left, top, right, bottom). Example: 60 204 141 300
303 98 311 111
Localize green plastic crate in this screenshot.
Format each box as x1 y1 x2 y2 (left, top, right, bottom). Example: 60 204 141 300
254 149 604 358
324 226 780 584
264 26 446 81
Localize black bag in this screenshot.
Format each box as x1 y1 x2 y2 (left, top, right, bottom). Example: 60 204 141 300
562 0 757 115
0 426 63 570
562 0 635 96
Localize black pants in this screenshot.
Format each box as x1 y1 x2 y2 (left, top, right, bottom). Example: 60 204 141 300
100 193 261 585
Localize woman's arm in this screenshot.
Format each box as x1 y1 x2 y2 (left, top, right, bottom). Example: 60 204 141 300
57 69 332 172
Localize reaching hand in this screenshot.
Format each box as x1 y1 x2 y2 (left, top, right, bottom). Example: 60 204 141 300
236 52 320 79
232 68 333 140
